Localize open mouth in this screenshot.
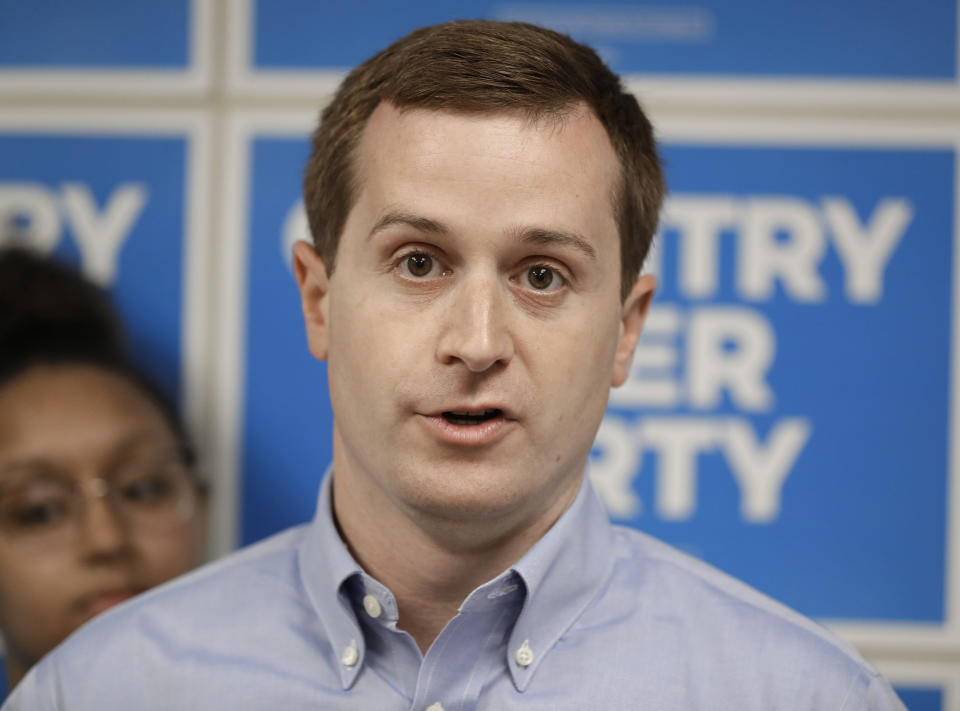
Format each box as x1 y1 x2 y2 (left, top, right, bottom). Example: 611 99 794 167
421 407 513 445
442 408 503 425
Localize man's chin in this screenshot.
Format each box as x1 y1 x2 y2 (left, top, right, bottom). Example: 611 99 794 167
395 469 533 523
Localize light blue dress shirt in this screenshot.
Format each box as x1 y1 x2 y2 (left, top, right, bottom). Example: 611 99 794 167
5 472 904 710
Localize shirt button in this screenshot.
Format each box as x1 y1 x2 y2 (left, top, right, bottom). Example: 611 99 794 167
425 704 445 711
362 594 382 618
341 639 359 667
515 639 534 668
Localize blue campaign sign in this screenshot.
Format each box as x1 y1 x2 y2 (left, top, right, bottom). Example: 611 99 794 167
240 135 332 545
252 0 957 80
0 0 191 69
237 129 955 628
592 144 954 624
0 133 188 403
895 687 944 711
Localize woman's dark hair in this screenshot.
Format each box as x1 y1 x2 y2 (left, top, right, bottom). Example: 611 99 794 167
0 247 197 470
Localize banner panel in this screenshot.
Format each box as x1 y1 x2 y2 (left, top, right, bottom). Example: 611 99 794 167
252 0 957 79
0 0 191 69
0 131 189 402
595 144 953 624
896 687 945 711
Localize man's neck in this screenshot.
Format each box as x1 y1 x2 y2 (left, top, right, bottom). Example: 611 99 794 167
330 458 579 654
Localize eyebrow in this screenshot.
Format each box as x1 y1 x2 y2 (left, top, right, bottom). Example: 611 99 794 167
515 227 598 262
0 434 172 479
0 457 61 484
368 209 598 262
368 211 447 240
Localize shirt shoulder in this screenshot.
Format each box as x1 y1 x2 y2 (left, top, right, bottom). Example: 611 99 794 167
83 522 312 633
4 524 346 710
564 525 904 710
609 524 855 655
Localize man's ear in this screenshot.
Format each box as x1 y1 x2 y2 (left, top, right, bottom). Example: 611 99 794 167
292 240 331 361
611 273 656 388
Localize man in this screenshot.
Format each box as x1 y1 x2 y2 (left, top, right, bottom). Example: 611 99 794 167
5 20 904 710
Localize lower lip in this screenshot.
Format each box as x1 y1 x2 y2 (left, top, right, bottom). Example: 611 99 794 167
418 413 514 446
85 590 138 616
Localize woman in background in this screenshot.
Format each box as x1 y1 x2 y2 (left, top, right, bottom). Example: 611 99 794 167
0 248 207 692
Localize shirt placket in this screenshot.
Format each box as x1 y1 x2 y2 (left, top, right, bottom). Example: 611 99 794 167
408 577 523 711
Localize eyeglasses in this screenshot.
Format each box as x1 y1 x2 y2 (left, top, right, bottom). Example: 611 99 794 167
0 454 202 550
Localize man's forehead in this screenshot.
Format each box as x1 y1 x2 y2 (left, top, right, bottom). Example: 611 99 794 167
377 97 589 127
355 101 620 195
362 99 606 142
339 101 622 271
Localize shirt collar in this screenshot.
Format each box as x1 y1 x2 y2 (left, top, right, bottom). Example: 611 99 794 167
298 469 367 689
505 473 616 690
298 469 616 692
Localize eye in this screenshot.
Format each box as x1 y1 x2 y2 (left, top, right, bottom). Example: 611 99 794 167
0 494 71 531
18 501 69 527
396 250 448 280
119 473 178 507
525 265 564 292
406 253 433 277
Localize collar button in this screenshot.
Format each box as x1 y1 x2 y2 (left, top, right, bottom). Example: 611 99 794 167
341 640 359 667
515 639 534 668
362 594 382 618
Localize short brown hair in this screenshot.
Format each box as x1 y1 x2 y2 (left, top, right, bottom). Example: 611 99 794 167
303 19 664 299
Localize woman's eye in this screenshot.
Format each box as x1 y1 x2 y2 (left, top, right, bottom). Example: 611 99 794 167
526 265 563 292
7 499 69 529
120 475 175 506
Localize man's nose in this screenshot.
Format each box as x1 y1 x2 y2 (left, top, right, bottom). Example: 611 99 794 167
436 273 515 373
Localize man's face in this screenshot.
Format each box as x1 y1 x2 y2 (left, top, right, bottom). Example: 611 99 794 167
296 102 653 533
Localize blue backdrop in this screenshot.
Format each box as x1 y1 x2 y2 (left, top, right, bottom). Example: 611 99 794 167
2 0 958 705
